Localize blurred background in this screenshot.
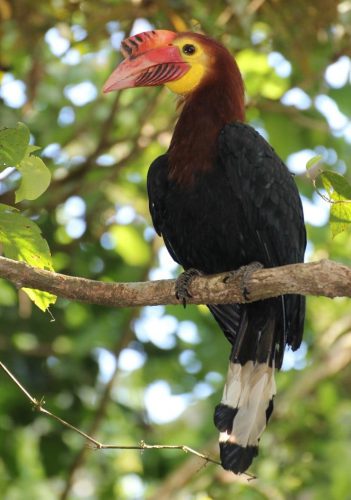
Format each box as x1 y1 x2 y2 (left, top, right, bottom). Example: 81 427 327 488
1 0 351 498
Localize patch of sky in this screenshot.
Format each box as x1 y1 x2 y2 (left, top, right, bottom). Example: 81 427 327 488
0 167 15 181
66 218 86 238
251 27 267 45
287 149 318 174
282 341 308 371
268 51 292 78
134 313 178 349
111 32 125 51
94 348 117 383
130 18 154 36
149 246 179 280
106 21 121 34
301 194 329 227
58 106 75 126
0 74 26 108
342 123 351 144
64 81 98 106
45 27 70 57
205 371 223 386
126 172 143 183
119 474 145 500
144 226 156 242
96 154 115 167
71 24 87 42
315 94 348 130
324 56 350 88
193 382 214 399
179 349 202 374
65 196 86 217
254 125 269 141
42 143 63 161
304 240 314 262
118 347 146 372
61 49 81 65
115 205 136 225
100 232 115 250
69 155 86 167
177 321 201 344
56 195 87 239
144 380 191 424
281 87 312 110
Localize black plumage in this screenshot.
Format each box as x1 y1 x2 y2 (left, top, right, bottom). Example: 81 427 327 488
147 122 306 473
103 28 306 475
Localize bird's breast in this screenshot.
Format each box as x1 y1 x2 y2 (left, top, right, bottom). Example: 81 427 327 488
161 165 251 273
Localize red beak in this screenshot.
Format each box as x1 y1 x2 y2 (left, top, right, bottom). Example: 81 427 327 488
103 30 189 93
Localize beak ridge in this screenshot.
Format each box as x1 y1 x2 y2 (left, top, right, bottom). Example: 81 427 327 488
103 30 190 93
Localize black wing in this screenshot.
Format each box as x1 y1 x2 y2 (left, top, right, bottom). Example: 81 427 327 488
218 122 306 350
147 153 181 264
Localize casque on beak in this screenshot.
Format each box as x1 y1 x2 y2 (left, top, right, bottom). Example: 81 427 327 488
103 30 190 93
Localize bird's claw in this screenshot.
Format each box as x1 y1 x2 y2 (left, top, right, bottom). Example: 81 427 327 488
175 268 203 308
224 261 263 301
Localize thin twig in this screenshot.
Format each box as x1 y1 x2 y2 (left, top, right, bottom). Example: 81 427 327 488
0 359 257 482
0 360 102 447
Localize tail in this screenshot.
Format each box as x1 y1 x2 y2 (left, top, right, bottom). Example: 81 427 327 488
214 358 276 473
209 300 286 474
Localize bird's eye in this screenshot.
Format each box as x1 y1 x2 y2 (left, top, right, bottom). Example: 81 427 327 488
182 44 196 55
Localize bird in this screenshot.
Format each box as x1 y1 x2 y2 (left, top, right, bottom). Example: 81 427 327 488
103 29 306 474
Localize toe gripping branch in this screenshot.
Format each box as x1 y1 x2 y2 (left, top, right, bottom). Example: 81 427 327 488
175 268 204 307
223 261 263 301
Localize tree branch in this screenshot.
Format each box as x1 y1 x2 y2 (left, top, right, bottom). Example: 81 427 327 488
0 256 350 307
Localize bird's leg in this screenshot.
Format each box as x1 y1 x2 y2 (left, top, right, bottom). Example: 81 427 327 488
223 261 263 301
175 268 204 308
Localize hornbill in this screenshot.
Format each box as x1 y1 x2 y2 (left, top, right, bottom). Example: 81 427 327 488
103 30 306 474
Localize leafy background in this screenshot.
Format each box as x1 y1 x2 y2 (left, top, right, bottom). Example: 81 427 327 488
1 0 351 498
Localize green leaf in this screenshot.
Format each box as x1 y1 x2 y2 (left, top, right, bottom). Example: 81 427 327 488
16 153 51 202
320 171 351 238
0 122 30 169
23 288 56 311
320 171 351 199
0 203 56 310
330 201 351 238
306 154 323 171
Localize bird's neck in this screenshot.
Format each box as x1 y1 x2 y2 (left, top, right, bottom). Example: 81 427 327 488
168 74 245 186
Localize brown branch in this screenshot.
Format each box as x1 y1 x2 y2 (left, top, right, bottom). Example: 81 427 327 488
0 256 350 308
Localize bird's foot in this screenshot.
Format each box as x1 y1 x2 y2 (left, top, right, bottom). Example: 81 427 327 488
175 268 204 308
224 262 263 301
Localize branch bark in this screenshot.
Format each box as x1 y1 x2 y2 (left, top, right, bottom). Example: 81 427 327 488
0 256 350 307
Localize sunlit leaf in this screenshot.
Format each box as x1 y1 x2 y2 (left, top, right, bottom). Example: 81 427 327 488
320 171 351 199
320 171 351 237
306 154 323 171
22 288 56 311
0 203 56 310
16 153 51 202
0 122 30 169
330 202 351 238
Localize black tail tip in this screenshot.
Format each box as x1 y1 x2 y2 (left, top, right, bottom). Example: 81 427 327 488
214 403 238 433
219 442 258 474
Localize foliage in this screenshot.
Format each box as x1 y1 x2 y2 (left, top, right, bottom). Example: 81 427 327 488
307 155 351 238
0 123 55 310
1 0 351 499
